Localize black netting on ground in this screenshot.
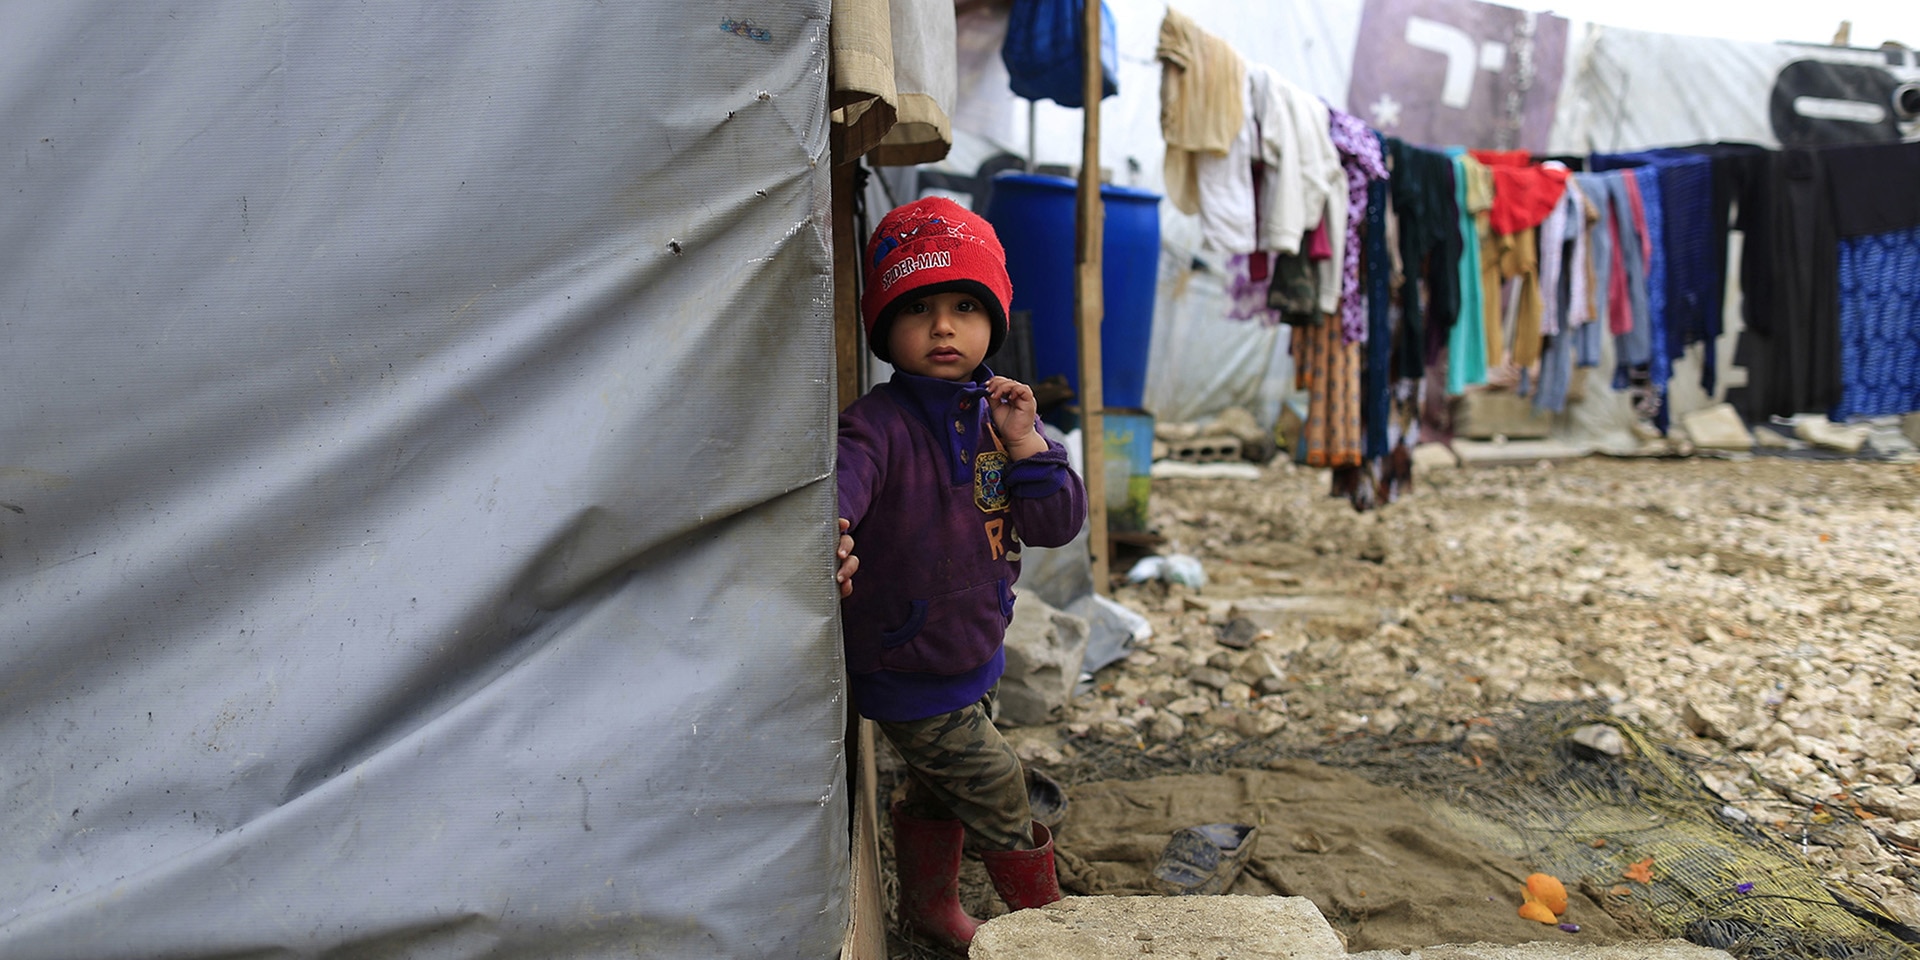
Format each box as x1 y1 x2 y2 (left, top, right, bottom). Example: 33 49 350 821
989 700 1920 960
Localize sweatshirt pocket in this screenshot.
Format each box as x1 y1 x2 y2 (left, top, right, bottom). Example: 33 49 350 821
880 600 929 649
876 577 1011 675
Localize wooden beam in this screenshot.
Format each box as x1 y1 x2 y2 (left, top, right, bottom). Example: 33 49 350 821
832 158 864 413
841 715 886 960
1076 0 1109 596
831 147 884 960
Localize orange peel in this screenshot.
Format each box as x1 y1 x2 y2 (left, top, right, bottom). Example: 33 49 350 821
1518 900 1558 924
1524 873 1569 915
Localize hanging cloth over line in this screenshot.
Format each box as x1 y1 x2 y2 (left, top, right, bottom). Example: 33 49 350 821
1002 0 1118 108
1157 7 1245 217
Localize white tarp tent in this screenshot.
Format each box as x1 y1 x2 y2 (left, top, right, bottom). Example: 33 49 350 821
2 4 849 958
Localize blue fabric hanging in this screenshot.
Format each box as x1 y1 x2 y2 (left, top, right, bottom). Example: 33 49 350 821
1001 0 1118 108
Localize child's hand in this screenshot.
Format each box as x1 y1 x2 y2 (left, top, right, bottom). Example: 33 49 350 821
984 376 1049 460
836 518 858 598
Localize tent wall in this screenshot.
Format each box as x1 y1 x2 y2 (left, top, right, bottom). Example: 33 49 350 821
1 4 848 958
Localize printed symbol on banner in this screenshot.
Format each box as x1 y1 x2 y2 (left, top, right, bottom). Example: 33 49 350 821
1369 93 1404 129
975 450 1010 514
1404 17 1508 110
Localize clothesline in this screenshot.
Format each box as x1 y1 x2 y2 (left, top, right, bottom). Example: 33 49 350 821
1153 6 1920 509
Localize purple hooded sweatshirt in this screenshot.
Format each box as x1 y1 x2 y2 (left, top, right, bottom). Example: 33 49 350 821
837 367 1087 722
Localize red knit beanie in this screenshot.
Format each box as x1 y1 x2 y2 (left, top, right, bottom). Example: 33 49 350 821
860 196 1013 363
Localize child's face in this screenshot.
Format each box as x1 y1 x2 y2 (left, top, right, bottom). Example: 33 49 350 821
887 292 993 381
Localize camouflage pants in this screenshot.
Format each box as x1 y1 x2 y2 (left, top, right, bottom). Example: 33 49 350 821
876 695 1034 851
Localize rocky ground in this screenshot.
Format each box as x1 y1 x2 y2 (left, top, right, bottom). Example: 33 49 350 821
988 452 1920 937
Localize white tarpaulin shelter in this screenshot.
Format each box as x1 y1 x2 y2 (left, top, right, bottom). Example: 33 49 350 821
3 4 855 957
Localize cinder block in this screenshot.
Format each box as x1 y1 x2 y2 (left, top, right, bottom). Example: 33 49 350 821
1166 435 1242 463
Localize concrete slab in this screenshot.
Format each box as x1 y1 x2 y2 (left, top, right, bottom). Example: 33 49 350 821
1450 439 1594 466
1412 442 1461 474
1349 941 1733 960
970 895 1345 960
1226 594 1386 633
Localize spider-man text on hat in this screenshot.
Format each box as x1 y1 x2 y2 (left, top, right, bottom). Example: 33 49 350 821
860 197 1013 363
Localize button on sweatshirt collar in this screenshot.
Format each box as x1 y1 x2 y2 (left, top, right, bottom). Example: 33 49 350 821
883 365 996 487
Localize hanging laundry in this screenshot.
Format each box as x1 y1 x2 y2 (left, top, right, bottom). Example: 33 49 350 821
1587 171 1651 372
1573 173 1612 333
1491 225 1545 370
1328 106 1387 346
1826 140 1920 420
1293 306 1364 468
1444 149 1489 394
1224 253 1283 325
1156 8 1245 217
1385 138 1460 380
1593 149 1718 395
1191 66 1261 254
1253 69 1343 260
1363 141 1394 461
1835 224 1920 419
1240 67 1343 324
1746 147 1842 420
1002 0 1118 108
1538 175 1576 337
1454 155 1502 371
1268 250 1321 323
1684 143 1772 416
1629 170 1672 423
1469 150 1568 235
1571 175 1609 372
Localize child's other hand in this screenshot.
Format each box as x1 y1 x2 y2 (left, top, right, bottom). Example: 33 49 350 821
836 518 858 598
984 376 1048 459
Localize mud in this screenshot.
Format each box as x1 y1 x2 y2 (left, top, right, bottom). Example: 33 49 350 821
881 455 1920 956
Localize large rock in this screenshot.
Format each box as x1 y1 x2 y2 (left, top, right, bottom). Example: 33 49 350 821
998 595 1091 726
1795 418 1870 452
971 895 1345 960
1680 403 1754 450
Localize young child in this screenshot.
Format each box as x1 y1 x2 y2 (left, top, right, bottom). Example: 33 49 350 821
836 196 1087 948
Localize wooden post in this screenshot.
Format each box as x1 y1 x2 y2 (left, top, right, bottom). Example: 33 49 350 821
831 149 885 960
1076 0 1109 595
832 159 864 413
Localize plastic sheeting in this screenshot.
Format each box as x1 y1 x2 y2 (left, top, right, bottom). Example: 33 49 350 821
1 5 848 958
1550 28 1920 154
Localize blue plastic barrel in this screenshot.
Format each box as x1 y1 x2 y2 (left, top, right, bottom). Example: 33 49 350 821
984 173 1161 409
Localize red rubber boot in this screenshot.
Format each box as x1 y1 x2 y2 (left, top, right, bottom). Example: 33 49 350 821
890 802 982 949
980 821 1064 911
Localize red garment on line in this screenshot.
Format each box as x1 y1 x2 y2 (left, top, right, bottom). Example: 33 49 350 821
1607 204 1631 336
1306 221 1332 261
1469 149 1569 235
